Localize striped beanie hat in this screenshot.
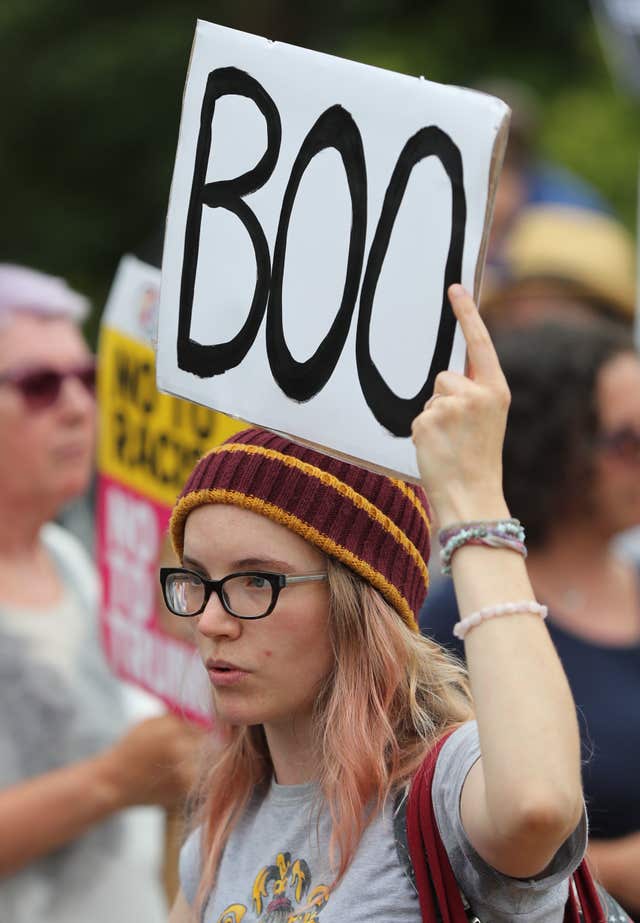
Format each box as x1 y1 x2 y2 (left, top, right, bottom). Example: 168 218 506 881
169 428 431 631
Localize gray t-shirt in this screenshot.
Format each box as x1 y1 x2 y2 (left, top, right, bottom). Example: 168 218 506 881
180 721 587 921
0 523 167 923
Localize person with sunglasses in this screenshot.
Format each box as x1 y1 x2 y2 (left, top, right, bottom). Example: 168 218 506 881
0 264 203 922
161 285 604 923
421 316 640 917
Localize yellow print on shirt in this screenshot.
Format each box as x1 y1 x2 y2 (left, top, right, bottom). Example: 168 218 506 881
217 850 331 922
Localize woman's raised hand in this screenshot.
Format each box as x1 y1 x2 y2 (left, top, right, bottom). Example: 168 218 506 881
411 284 511 528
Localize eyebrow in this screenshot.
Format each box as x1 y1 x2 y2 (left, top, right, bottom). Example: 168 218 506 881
182 554 295 574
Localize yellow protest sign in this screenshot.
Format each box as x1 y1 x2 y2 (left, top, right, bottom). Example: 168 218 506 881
99 325 244 507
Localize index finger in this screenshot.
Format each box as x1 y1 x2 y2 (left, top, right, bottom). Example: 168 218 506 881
448 284 505 385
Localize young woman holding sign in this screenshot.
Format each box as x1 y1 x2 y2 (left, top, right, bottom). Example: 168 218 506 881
164 286 612 922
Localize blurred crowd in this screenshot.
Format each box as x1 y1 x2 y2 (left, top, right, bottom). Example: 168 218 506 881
1 75 640 920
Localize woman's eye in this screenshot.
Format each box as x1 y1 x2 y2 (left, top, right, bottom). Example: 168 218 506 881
247 575 268 589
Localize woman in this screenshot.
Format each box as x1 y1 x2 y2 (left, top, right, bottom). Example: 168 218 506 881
166 285 588 922
0 264 202 921
421 315 640 916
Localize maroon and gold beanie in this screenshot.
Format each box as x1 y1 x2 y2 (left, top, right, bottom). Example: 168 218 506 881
169 428 431 631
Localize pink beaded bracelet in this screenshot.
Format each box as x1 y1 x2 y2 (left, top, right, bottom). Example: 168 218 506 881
453 600 548 640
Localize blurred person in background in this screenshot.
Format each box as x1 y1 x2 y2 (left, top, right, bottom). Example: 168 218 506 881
480 199 640 567
427 204 637 592
481 203 636 332
420 317 640 917
482 78 612 289
0 264 202 922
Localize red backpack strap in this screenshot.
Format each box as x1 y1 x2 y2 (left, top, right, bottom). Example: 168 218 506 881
406 729 470 923
565 861 610 923
407 728 612 923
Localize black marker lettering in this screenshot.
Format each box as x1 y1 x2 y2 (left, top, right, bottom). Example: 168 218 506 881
266 105 366 400
177 67 281 377
356 126 466 436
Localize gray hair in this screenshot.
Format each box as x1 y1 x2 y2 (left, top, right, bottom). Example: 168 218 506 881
0 264 90 329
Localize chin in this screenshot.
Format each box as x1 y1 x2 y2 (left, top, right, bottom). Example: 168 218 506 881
214 701 268 728
52 477 92 513
213 693 282 729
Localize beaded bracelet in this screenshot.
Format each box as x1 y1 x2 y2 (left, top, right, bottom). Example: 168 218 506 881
453 600 548 640
438 519 526 576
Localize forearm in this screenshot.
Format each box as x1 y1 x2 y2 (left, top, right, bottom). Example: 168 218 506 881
452 539 582 845
588 834 640 914
0 753 124 876
413 285 583 875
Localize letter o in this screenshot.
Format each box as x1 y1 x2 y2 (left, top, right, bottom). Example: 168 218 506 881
356 126 466 436
266 105 367 401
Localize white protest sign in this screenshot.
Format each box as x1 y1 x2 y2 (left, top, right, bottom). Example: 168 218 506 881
157 20 509 479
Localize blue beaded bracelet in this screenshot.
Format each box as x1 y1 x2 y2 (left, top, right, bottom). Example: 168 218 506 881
438 519 526 576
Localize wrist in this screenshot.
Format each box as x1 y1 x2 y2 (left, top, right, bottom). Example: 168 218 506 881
432 495 511 531
89 749 131 813
439 518 525 576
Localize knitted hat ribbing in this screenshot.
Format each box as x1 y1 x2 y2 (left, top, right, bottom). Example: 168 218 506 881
169 428 431 631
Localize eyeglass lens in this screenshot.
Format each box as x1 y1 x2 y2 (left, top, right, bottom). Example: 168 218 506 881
164 572 275 618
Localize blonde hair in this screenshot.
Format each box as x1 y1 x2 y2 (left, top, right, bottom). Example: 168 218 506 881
192 559 473 913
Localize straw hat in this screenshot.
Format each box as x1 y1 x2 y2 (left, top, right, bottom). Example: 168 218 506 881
484 205 637 322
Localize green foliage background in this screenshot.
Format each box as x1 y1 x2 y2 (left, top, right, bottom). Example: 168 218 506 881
1 0 638 342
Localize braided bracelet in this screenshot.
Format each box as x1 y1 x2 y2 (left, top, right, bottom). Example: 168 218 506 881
439 519 526 576
453 600 548 640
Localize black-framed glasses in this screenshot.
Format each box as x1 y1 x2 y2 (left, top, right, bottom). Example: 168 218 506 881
159 567 328 619
598 427 640 465
0 360 96 411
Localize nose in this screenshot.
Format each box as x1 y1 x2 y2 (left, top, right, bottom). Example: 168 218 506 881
196 588 242 641
58 373 95 420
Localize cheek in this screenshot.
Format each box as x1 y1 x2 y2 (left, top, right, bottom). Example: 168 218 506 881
595 464 640 524
267 610 332 674
0 422 45 474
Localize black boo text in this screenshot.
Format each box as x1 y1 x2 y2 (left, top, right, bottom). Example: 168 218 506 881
178 67 466 437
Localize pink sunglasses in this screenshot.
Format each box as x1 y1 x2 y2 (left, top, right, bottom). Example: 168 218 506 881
0 360 96 411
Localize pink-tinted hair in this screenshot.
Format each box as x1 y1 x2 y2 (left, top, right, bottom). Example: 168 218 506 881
191 559 472 914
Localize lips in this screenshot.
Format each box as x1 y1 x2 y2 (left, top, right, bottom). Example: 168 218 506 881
205 658 249 687
53 443 91 462
206 658 246 672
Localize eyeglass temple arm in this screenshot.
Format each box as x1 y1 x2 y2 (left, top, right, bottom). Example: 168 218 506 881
283 573 328 585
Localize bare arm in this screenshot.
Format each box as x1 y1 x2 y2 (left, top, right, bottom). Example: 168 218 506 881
0 753 124 876
169 889 197 923
588 835 640 916
0 714 202 876
412 285 583 879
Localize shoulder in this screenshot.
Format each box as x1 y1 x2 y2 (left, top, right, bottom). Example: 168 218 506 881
430 723 587 920
41 521 96 573
41 522 98 602
430 722 481 834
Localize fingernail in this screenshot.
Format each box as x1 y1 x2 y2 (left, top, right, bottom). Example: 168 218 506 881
449 283 466 299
